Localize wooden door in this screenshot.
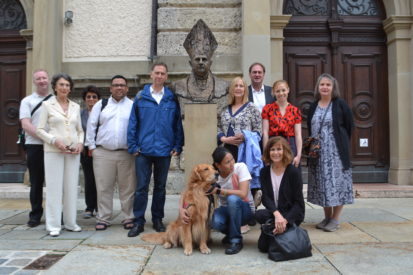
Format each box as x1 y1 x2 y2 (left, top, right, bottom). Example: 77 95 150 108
283 0 389 182
0 0 27 165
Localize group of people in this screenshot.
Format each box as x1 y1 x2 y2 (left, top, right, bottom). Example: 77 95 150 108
20 63 184 238
199 63 354 255
20 61 354 256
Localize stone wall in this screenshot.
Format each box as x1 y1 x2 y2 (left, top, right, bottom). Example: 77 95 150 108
63 0 152 62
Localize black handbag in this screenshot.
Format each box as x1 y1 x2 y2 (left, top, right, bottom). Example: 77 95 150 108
302 102 331 159
260 219 312 262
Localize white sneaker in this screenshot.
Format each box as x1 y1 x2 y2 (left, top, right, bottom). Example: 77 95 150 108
241 225 250 234
66 225 82 232
49 231 60 237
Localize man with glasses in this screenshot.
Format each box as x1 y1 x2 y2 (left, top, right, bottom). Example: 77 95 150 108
85 75 136 231
127 63 184 237
19 69 51 227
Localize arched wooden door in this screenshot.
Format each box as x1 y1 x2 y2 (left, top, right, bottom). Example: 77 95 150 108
0 0 27 167
283 0 389 182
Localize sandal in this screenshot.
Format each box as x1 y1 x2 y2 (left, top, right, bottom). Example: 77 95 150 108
122 219 134 230
95 222 108 231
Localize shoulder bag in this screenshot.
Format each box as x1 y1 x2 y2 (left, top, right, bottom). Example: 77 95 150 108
302 102 331 159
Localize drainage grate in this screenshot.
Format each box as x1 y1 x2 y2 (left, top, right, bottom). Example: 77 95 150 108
24 254 65 270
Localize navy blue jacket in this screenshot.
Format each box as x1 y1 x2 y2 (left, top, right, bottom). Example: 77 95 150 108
127 84 184 157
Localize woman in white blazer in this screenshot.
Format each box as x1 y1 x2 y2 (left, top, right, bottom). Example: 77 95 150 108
37 73 84 237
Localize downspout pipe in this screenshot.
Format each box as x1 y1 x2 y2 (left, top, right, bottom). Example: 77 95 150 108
149 0 158 61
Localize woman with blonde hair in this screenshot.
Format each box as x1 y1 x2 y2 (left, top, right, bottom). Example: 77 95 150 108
217 76 262 161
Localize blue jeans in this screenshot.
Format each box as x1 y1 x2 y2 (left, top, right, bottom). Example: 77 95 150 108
211 195 253 244
133 154 171 225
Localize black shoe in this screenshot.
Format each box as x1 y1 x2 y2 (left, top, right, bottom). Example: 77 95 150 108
128 224 144 237
153 219 166 232
27 219 40 228
248 219 257 226
221 236 231 245
225 242 243 255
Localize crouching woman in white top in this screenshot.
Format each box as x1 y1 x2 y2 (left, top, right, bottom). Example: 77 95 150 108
209 147 255 255
36 73 84 237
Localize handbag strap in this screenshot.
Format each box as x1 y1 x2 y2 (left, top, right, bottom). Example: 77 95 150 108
317 101 332 136
30 94 52 117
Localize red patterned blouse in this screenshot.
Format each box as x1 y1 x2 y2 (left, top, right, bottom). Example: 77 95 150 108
262 102 302 138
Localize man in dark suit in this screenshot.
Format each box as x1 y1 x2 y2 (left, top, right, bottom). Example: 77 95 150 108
247 62 274 212
248 62 274 113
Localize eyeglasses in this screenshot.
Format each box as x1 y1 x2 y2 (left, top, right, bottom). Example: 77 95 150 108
111 84 127 88
86 95 98 99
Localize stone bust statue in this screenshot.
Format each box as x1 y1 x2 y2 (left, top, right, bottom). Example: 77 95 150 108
173 19 229 116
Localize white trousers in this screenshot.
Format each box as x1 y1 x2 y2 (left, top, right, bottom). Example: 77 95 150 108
44 152 80 232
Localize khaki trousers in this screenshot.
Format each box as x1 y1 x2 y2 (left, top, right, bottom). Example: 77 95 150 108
93 147 136 224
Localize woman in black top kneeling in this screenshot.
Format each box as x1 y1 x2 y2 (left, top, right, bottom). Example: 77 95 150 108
255 136 305 240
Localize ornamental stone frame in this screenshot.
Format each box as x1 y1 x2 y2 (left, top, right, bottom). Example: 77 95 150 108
256 0 413 185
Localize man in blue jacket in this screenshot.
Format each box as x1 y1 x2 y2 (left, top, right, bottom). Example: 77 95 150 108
127 62 184 237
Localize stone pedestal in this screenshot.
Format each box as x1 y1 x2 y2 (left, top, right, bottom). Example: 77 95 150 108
184 104 217 183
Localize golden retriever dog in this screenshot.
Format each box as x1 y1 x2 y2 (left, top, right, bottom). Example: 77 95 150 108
141 164 216 256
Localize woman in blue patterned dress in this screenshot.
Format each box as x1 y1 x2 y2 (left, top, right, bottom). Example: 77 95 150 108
306 73 354 232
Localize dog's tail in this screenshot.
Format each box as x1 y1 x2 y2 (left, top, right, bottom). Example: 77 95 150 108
141 232 167 244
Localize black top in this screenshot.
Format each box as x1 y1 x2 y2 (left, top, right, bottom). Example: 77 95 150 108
260 164 305 226
306 98 354 170
248 85 275 106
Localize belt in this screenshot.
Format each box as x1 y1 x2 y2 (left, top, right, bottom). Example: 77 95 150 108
96 145 127 151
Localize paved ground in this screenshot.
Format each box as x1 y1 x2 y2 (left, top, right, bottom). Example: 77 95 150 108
0 194 412 275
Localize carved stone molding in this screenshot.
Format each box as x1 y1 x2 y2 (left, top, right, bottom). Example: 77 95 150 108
0 0 27 30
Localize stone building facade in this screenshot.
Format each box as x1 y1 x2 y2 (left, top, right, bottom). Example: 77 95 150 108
1 0 413 187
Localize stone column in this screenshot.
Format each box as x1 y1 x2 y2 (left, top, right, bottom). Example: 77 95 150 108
19 29 33 95
270 15 291 82
184 104 217 183
242 0 271 84
383 16 413 185
32 0 63 76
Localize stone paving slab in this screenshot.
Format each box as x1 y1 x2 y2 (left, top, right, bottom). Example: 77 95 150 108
302 223 379 244
82 226 146 246
0 240 81 251
42 230 95 240
0 230 48 240
0 250 47 275
142 231 338 275
352 221 413 242
304 208 408 224
0 210 25 221
0 211 31 225
44 244 152 274
317 243 413 275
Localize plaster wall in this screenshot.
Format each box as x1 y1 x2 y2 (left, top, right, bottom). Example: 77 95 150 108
63 0 152 62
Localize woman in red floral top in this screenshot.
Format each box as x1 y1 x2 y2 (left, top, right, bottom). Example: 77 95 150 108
262 80 302 167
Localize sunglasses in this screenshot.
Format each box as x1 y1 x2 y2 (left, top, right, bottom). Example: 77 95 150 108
86 95 98 99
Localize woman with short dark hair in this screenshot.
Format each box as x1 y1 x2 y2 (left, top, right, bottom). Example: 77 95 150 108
80 85 101 218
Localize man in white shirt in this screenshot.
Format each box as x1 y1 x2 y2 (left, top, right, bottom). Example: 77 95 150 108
247 63 274 213
19 69 51 227
85 75 136 231
248 62 274 113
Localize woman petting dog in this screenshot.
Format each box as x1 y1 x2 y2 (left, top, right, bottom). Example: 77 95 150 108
207 147 255 255
255 136 305 252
